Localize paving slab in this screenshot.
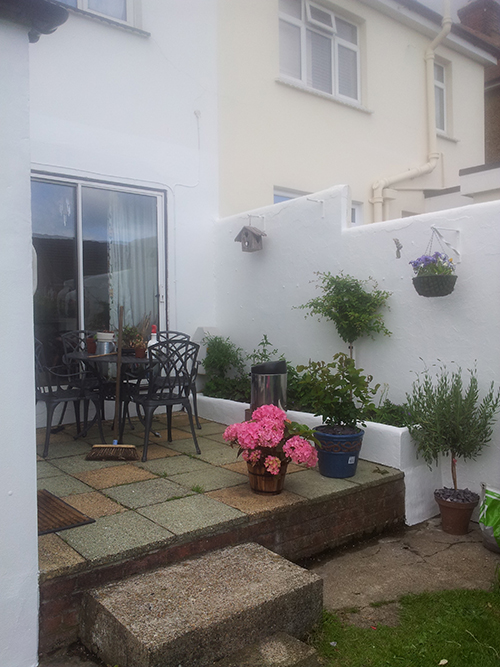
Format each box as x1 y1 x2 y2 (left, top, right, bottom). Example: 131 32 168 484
212 632 325 667
37 475 94 497
37 460 65 479
61 491 125 519
74 464 157 490
137 493 246 536
79 543 323 667
39 533 87 578
207 484 304 515
169 465 248 492
37 440 91 459
347 459 402 486
103 477 192 509
58 511 173 563
283 469 355 499
51 456 128 475
137 453 210 476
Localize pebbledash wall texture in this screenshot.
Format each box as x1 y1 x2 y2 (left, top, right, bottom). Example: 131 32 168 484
39 472 404 653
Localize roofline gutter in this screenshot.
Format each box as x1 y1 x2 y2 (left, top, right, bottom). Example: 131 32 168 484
371 1 452 222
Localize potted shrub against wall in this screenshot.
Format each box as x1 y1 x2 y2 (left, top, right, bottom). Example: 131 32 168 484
298 272 391 358
410 252 457 297
297 353 379 478
405 365 500 534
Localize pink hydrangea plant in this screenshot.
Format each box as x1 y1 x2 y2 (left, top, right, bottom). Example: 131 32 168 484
223 404 318 475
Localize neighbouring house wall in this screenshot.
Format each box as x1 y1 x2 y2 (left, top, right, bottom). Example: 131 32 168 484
0 19 39 667
213 186 500 507
217 0 491 222
28 0 219 335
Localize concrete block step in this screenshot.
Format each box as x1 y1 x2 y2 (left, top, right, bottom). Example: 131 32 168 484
79 542 323 667
210 632 326 666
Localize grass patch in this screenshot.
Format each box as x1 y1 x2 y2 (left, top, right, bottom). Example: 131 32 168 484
310 589 500 666
191 484 205 493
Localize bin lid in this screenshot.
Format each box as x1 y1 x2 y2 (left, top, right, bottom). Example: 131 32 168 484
251 360 287 375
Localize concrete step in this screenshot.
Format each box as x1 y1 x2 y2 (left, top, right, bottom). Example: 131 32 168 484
210 632 326 666
79 542 323 667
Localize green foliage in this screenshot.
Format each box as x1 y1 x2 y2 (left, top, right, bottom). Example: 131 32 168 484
367 399 409 427
297 353 379 428
310 589 500 666
201 334 250 401
246 334 280 366
405 365 500 489
299 272 391 348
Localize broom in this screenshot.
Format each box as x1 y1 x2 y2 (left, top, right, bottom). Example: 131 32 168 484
86 306 139 461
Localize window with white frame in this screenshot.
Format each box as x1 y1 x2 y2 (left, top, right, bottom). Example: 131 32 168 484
434 62 446 132
279 0 360 102
56 0 134 25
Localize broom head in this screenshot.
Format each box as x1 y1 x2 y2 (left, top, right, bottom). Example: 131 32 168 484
86 444 139 461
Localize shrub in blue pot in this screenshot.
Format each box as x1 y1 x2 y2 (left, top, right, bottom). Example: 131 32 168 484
297 353 379 478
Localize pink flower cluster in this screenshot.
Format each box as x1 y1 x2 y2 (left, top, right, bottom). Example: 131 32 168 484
223 404 318 474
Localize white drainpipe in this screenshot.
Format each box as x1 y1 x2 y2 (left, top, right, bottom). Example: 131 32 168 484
371 1 452 222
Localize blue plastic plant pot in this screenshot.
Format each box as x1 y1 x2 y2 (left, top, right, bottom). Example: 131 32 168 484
314 428 364 478
317 448 360 478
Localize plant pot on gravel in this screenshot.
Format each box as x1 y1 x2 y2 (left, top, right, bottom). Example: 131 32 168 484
406 365 500 535
297 353 379 478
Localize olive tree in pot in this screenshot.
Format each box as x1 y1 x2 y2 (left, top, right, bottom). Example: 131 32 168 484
297 353 379 478
405 365 500 535
298 272 391 357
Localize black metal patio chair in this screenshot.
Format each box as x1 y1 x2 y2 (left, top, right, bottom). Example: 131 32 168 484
35 338 105 458
119 339 201 462
157 331 201 428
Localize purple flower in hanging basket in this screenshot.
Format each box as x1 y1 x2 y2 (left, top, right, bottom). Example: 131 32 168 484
409 252 455 277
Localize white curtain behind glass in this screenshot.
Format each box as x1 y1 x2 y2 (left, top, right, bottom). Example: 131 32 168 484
107 191 158 331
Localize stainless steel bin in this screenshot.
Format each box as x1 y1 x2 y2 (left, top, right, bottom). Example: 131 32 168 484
250 360 287 412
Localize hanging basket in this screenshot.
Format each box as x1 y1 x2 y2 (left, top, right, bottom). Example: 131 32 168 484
412 274 457 297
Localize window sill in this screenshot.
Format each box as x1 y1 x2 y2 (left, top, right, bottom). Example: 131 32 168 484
276 77 372 114
54 4 150 37
437 131 459 144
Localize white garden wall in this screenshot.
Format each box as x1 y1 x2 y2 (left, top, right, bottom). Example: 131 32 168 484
211 186 500 521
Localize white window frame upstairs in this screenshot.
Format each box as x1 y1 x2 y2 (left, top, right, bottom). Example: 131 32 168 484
279 0 360 103
55 0 137 28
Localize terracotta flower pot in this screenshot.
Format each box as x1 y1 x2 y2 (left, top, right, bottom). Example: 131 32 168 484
434 493 479 535
247 461 288 495
135 347 146 358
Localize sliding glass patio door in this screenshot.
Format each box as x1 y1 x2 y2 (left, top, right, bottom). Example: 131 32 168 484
32 177 165 364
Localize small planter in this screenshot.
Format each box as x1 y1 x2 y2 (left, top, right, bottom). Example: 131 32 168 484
315 428 364 478
412 275 457 297
434 493 479 535
86 337 96 354
247 461 288 495
135 347 146 358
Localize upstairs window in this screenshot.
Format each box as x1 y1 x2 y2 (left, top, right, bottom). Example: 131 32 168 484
56 0 133 25
434 62 446 132
279 0 360 102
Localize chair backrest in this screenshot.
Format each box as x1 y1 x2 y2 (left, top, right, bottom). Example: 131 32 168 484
35 338 53 396
146 340 199 402
157 330 190 343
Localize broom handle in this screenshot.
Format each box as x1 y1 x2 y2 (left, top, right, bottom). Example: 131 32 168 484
113 306 124 437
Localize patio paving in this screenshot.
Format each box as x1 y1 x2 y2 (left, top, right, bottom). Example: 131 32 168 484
37 411 405 657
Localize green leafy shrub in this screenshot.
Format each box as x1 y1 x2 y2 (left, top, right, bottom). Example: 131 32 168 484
298 272 391 355
201 334 249 401
405 365 500 489
297 352 379 430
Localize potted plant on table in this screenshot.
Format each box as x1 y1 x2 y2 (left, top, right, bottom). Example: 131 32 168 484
223 404 318 495
297 353 379 478
405 365 500 534
410 251 456 297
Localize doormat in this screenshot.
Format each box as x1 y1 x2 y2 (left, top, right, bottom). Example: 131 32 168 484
38 489 95 536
